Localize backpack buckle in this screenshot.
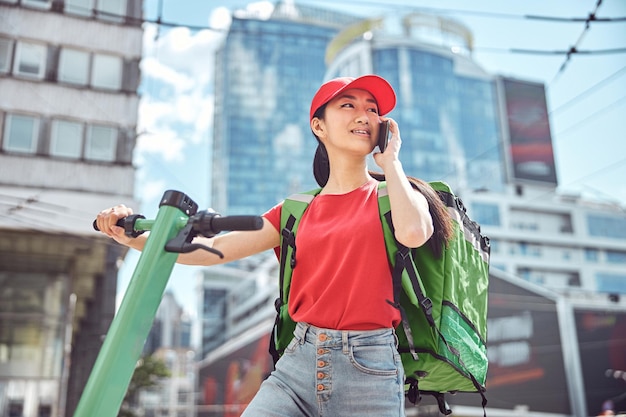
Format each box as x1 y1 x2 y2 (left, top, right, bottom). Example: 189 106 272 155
406 378 421 405
421 297 433 315
281 228 297 268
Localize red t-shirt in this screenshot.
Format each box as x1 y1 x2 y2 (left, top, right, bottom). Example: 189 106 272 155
263 179 401 330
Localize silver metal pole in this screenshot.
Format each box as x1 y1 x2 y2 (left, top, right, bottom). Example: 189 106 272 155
57 293 76 417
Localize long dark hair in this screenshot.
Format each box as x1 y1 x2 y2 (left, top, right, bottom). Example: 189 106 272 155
311 104 330 187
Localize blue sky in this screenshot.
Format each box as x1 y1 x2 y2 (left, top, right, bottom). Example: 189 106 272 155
116 1 626 323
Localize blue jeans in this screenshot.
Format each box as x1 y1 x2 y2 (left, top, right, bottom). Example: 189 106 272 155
242 322 406 416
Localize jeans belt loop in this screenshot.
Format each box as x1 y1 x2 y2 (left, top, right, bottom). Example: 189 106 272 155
302 322 311 344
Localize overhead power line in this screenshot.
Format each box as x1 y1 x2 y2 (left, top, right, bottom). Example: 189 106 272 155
555 94 626 137
551 66 626 115
23 1 623 59
525 14 626 23
68 0 626 34
476 46 626 55
550 0 606 83
307 0 626 23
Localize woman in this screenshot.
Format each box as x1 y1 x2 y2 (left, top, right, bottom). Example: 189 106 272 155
96 74 451 416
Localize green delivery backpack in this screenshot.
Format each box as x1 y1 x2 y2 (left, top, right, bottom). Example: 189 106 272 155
269 180 490 415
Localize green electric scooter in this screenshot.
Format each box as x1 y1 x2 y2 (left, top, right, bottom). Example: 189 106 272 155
74 190 263 417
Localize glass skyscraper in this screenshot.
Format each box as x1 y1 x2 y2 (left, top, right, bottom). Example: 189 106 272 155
212 3 360 215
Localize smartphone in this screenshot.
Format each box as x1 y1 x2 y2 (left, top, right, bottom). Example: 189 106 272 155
377 120 390 153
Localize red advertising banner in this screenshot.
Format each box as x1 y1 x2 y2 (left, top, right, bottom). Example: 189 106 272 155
198 335 273 417
574 309 626 415
501 77 558 185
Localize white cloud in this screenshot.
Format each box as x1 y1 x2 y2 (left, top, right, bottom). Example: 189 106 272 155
233 1 275 20
142 24 225 87
174 94 201 125
209 7 232 30
140 56 195 93
138 92 214 146
191 96 214 144
136 129 186 162
141 179 169 205
136 11 228 162
137 97 175 132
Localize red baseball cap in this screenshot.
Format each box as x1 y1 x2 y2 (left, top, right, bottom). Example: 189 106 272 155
309 75 396 121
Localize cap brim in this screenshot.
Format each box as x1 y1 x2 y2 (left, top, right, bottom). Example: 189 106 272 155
340 75 396 117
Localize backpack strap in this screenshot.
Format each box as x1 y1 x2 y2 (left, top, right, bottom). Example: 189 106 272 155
278 189 320 304
376 182 431 361
269 188 320 365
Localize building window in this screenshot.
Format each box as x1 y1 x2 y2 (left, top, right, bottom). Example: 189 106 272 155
584 248 599 262
86 124 116 161
8 401 24 417
14 42 46 78
588 214 626 240
59 48 89 85
92 53 122 90
3 114 40 154
96 0 127 23
606 250 626 264
0 38 13 73
65 0 93 16
488 238 498 253
51 120 83 159
596 273 626 293
38 404 52 417
471 202 501 226
23 0 51 9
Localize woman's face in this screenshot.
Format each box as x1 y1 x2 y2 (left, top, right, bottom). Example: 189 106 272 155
318 88 381 155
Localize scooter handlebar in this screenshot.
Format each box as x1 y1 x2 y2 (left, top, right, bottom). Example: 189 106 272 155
92 218 124 232
193 212 263 237
92 212 263 238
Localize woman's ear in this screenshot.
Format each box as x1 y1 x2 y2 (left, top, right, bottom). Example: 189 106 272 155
311 117 325 139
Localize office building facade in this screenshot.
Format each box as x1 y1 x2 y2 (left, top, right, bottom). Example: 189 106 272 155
0 1 142 416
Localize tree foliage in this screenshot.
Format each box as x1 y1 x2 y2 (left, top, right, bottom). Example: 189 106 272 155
118 355 171 417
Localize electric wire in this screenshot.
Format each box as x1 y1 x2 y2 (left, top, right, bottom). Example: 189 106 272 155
555 94 626 137
529 157 626 208
550 65 626 115
550 0 606 84
300 0 626 23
